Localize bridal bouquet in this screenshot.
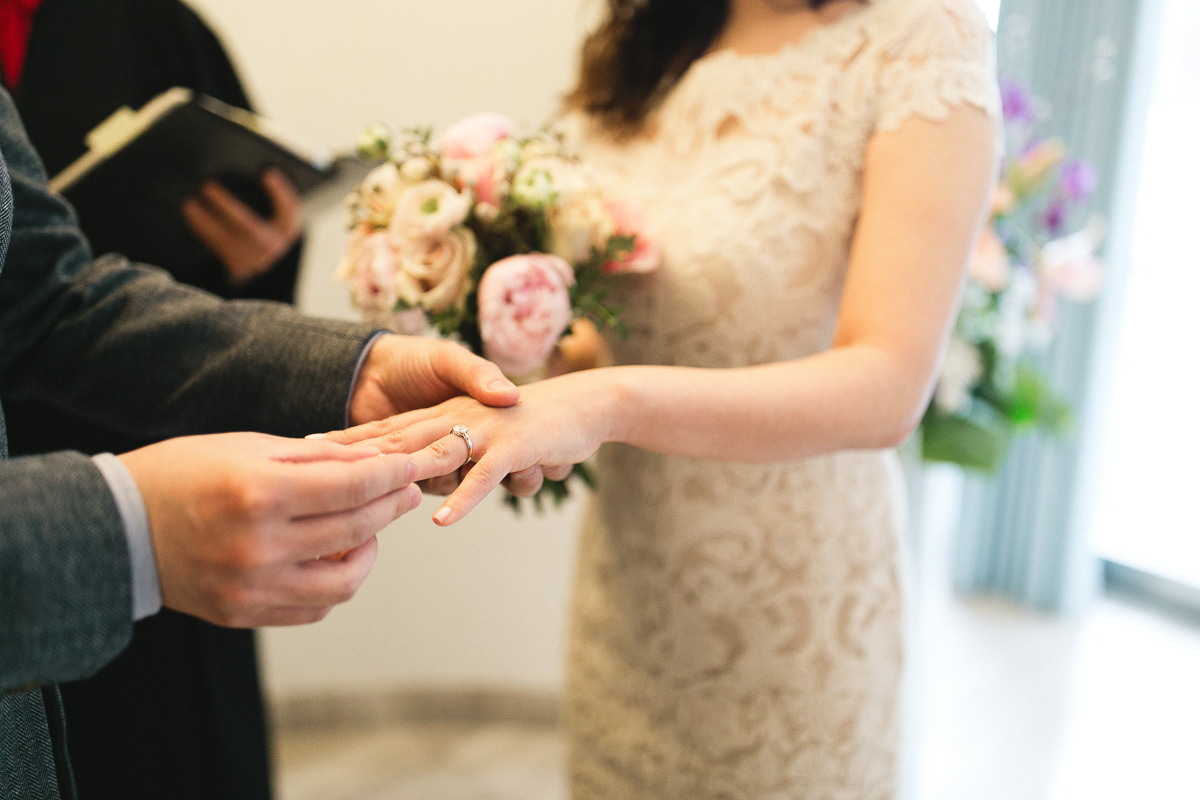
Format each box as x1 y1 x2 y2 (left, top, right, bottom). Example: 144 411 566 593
337 113 659 505
921 80 1105 472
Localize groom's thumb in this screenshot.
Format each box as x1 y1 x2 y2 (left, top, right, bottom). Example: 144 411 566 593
439 345 518 407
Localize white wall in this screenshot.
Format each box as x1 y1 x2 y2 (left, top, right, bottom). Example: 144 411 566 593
186 0 594 696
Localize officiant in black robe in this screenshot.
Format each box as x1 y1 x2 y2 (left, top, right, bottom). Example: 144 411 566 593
0 0 300 797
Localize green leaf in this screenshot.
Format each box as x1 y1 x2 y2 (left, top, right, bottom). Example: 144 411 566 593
1009 364 1072 432
921 412 1011 473
504 463 594 513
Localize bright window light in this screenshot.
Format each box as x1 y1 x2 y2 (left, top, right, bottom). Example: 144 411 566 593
975 0 1002 30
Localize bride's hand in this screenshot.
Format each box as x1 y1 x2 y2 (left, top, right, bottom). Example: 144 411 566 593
328 371 619 524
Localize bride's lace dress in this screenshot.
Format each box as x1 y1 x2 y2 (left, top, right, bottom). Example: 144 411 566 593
562 0 999 797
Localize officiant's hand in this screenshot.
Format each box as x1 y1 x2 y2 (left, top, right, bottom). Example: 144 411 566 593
339 336 554 499
181 168 303 285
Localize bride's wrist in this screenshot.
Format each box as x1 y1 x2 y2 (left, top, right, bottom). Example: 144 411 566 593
588 366 641 448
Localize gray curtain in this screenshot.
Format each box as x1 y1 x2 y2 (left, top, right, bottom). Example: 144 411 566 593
952 0 1161 612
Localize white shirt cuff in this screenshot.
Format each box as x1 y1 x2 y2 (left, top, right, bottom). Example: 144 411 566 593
92 452 162 621
346 331 390 427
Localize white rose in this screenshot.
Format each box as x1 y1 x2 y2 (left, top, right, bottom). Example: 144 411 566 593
348 162 403 227
547 190 614 264
356 122 392 160
400 157 434 182
511 155 587 209
394 227 477 313
388 179 471 241
511 165 556 209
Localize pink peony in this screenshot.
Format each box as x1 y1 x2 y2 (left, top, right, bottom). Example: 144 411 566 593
603 200 661 274
478 254 576 376
441 113 515 160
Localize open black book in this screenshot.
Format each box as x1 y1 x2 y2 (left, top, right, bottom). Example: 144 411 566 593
50 87 334 270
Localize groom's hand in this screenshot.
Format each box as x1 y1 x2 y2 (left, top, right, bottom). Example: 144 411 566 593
347 335 519 425
119 432 422 628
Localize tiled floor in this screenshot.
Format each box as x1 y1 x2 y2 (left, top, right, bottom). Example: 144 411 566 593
276 721 566 800
274 593 1200 800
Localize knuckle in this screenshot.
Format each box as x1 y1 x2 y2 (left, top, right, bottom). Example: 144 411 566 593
228 480 280 520
214 581 256 618
428 438 457 462
221 538 269 571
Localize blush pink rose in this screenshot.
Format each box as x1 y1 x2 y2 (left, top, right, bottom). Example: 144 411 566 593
441 113 515 160
603 200 662 274
478 254 576 376
442 114 516 206
336 230 400 324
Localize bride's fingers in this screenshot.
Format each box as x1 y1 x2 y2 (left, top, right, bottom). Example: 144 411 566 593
542 464 574 481
503 466 544 498
320 406 443 447
432 453 510 525
409 431 476 483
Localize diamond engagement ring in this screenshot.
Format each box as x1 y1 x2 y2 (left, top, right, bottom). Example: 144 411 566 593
450 425 473 467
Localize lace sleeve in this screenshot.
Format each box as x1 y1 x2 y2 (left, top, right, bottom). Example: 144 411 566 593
873 0 1001 134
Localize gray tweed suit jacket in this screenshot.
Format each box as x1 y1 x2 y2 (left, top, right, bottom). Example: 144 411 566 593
0 89 377 799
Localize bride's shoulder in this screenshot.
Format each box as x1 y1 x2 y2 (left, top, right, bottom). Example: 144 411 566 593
864 0 993 58
865 0 1001 133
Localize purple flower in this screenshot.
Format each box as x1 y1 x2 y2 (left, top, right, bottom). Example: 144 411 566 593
1000 80 1036 124
1042 199 1068 236
1059 160 1098 202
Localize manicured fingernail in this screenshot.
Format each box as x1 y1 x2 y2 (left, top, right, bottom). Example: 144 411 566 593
305 432 328 440
488 379 516 392
433 506 452 525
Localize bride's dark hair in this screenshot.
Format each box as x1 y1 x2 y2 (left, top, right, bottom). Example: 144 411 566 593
567 0 841 135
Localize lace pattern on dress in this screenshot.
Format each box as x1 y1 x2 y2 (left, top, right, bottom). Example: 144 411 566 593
564 0 999 797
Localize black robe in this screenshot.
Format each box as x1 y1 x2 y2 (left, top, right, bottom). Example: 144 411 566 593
3 1 289 798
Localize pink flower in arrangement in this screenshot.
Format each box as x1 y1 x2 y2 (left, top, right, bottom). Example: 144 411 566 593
336 230 400 325
603 200 662 274
478 254 576 377
441 113 517 207
441 113 514 160
1000 80 1036 125
1058 160 1098 202
969 225 1011 292
1042 229 1105 302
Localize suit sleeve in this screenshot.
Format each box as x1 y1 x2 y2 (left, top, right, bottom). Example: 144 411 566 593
0 89 378 441
0 88 377 692
0 453 134 694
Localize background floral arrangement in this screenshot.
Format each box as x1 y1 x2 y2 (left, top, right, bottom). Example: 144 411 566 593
922 80 1106 472
337 112 659 504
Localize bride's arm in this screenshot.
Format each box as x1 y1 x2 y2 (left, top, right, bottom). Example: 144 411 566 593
336 105 997 523
612 105 998 459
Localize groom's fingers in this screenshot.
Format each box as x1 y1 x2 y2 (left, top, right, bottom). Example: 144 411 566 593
432 343 519 408
276 453 417 518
